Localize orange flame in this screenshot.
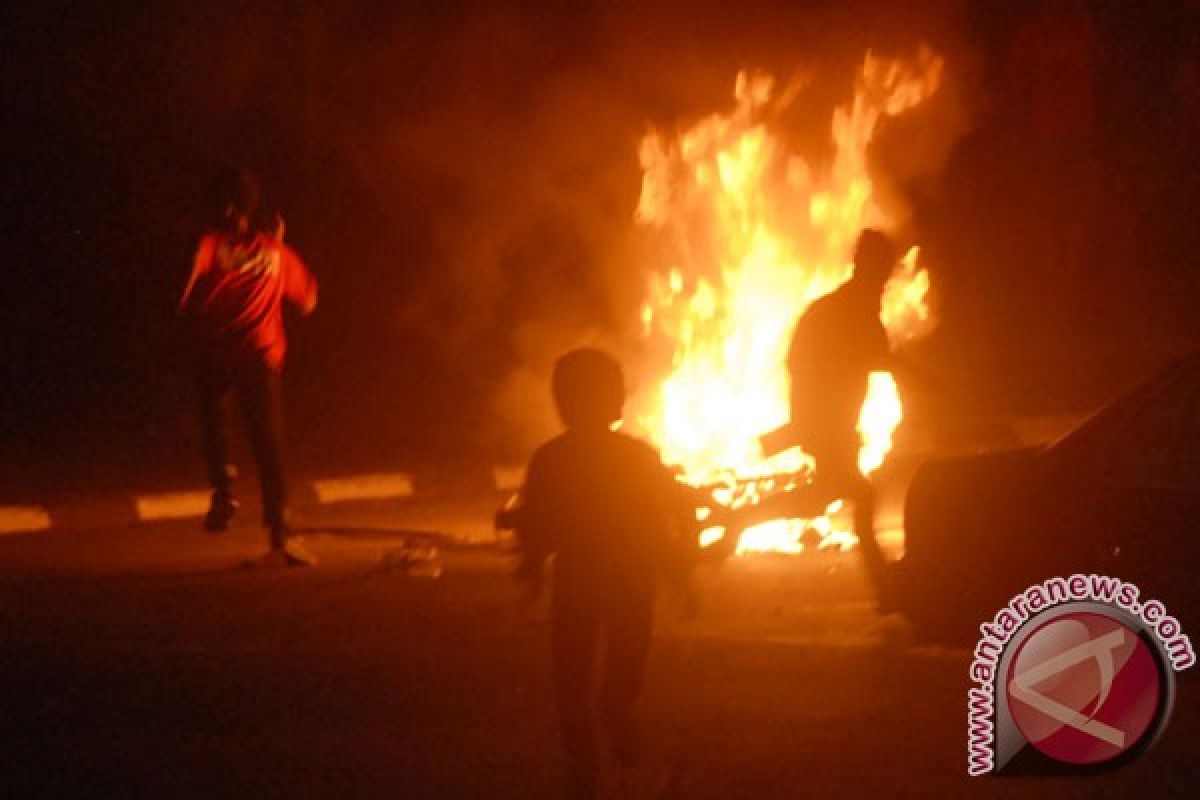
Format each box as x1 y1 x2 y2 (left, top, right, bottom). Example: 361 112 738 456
632 48 942 553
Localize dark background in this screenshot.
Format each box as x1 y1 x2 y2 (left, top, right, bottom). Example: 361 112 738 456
5 0 1200 489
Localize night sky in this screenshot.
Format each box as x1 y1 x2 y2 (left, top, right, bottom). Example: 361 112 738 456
5 0 1200 485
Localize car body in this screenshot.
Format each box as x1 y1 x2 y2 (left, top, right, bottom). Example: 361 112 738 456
897 353 1200 639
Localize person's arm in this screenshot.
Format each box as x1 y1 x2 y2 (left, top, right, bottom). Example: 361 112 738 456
654 455 702 618
280 244 317 315
643 449 688 577
178 235 216 314
513 448 558 591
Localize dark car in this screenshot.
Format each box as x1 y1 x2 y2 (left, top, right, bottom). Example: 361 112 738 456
896 353 1200 639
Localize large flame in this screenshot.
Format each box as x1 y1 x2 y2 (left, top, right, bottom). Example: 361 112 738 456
632 48 941 553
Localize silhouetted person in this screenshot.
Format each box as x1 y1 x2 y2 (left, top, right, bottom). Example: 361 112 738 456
514 348 685 799
727 229 900 609
178 169 318 566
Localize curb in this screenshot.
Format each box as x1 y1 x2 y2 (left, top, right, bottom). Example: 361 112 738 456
2 411 1079 536
0 467 525 536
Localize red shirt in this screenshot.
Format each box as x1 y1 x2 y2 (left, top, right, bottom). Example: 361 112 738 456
180 231 317 369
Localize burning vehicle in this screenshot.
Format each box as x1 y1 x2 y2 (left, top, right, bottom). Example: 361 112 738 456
898 353 1200 640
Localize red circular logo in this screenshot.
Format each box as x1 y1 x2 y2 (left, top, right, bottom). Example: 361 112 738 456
1006 612 1163 765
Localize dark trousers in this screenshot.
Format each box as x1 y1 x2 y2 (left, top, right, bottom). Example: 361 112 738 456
196 356 288 543
552 590 654 788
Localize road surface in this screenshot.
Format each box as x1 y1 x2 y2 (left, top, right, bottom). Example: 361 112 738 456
1 496 1197 798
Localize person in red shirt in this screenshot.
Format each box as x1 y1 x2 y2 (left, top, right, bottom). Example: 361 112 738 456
179 170 317 567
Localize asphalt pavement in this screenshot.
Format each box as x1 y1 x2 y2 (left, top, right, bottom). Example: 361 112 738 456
1 494 1197 798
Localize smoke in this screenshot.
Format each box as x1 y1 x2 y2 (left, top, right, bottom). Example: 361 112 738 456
140 0 983 456
383 0 981 454
201 0 983 456
15 0 1200 465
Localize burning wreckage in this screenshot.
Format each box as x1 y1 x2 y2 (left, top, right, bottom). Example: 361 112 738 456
500 47 945 583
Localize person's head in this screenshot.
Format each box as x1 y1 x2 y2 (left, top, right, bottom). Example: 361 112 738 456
552 348 625 430
218 167 277 237
851 228 897 292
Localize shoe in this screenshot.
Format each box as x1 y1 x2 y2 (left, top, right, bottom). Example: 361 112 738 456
246 542 316 569
281 537 318 567
204 493 239 532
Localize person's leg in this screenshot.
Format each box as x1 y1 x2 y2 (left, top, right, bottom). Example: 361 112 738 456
196 360 237 530
814 443 892 607
599 596 654 767
237 363 289 548
552 601 603 798
849 474 889 601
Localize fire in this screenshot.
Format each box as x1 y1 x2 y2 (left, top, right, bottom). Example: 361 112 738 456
632 48 942 553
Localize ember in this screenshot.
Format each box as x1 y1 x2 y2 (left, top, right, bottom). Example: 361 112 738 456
632 48 942 553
